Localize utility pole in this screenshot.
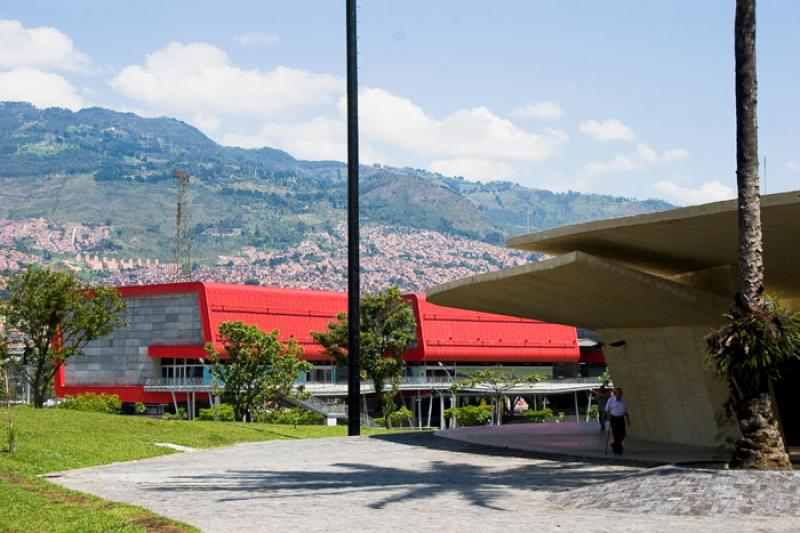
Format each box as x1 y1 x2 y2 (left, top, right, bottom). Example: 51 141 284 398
346 0 361 436
174 169 192 282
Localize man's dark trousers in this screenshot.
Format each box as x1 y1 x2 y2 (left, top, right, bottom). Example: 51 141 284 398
609 415 626 454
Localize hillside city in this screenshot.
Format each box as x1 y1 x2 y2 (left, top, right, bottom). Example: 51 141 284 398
0 216 534 292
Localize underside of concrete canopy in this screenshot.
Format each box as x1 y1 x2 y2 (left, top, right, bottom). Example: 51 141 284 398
507 190 800 297
427 190 800 448
427 251 731 330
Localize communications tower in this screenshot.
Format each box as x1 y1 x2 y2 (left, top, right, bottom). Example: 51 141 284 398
174 169 191 281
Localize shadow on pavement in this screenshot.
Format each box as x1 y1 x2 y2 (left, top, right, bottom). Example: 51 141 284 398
369 430 663 467
145 433 648 511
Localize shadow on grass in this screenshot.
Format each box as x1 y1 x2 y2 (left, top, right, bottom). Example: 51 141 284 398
226 425 303 439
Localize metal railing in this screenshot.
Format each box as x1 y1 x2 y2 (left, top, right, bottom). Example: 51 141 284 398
288 395 347 417
143 374 606 393
144 377 211 390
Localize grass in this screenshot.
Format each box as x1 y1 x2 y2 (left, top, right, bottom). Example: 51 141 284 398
0 406 386 532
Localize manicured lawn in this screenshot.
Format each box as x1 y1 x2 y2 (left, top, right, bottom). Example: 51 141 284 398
0 406 386 532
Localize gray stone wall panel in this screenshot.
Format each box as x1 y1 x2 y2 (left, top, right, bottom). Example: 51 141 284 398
64 293 204 387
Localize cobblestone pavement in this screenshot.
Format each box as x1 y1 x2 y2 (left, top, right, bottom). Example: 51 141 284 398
47 433 798 533
553 465 800 517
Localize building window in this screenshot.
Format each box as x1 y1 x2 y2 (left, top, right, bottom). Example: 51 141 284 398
160 358 204 381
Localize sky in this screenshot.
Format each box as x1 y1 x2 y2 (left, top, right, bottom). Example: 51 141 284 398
0 0 797 204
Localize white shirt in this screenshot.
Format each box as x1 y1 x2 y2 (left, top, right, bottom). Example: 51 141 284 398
604 396 628 417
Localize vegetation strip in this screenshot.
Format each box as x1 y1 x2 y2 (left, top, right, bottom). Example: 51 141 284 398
1 406 386 532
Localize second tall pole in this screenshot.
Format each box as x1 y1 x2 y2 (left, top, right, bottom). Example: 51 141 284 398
346 0 361 436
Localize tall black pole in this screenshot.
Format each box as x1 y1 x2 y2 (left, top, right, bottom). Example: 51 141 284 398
346 0 361 436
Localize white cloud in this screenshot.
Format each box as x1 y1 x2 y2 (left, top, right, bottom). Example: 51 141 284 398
511 100 562 119
578 119 636 142
234 32 279 46
221 116 346 161
0 19 92 73
358 88 567 162
788 161 799 173
115 43 565 181
110 42 341 119
652 178 734 205
583 143 688 177
0 68 84 109
221 86 567 177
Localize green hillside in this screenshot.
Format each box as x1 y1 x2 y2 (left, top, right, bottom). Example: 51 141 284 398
0 102 672 262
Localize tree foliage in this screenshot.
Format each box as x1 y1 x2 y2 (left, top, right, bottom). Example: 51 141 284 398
206 321 312 422
707 300 800 395
456 366 542 425
312 287 416 428
0 267 126 407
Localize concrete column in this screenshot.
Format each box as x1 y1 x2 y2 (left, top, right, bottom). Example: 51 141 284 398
439 391 445 429
574 391 580 423
586 391 593 422
427 392 433 427
417 390 422 429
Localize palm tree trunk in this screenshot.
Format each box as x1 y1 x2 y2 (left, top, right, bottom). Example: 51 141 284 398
735 0 763 310
732 0 791 469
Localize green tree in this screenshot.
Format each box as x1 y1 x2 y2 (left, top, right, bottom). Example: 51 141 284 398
206 321 311 422
1 267 126 408
705 0 797 470
312 287 416 429
456 366 542 426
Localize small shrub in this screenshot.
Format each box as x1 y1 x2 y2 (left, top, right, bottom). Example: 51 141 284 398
524 407 553 423
388 406 413 427
557 411 566 422
198 403 235 421
254 408 323 426
134 402 147 415
162 407 187 420
444 404 491 426
588 405 599 422
60 393 121 413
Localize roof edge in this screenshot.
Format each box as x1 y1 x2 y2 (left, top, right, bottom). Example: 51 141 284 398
506 190 800 252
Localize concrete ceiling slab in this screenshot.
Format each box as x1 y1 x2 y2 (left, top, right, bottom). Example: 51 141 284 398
506 191 800 297
427 251 731 330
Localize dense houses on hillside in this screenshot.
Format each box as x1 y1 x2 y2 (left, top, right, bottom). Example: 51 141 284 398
0 217 534 293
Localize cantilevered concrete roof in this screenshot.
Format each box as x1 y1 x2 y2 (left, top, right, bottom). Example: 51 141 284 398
427 251 730 330
507 190 800 296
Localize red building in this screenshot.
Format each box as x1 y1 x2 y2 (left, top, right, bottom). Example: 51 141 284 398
56 282 597 408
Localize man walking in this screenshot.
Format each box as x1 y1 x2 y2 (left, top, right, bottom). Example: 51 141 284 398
604 387 630 454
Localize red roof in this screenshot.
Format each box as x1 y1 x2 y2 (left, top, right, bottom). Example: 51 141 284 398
403 294 579 363
119 282 345 361
117 283 579 364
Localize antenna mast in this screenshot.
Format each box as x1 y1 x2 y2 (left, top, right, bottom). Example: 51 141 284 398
174 169 191 282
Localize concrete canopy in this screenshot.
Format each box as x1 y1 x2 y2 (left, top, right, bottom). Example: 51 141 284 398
427 191 800 448
426 251 730 330
507 190 800 297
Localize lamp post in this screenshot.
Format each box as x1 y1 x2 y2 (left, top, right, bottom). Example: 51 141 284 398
345 0 361 436
437 362 457 428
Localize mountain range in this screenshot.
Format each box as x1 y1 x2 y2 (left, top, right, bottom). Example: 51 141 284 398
0 101 672 280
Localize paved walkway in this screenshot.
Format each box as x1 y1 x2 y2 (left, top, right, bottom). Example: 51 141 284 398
437 422 730 465
46 432 797 532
